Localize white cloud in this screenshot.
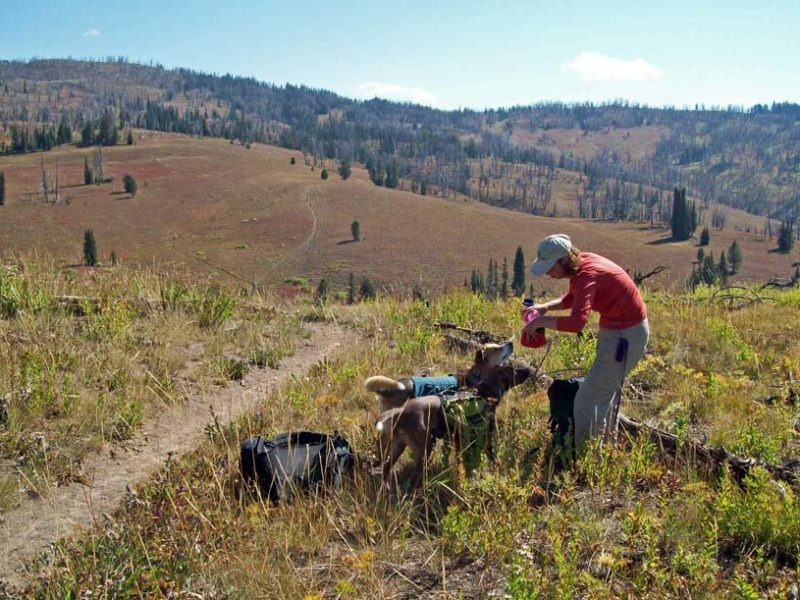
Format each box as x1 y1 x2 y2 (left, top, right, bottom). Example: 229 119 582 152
82 29 100 38
355 81 437 105
563 52 663 83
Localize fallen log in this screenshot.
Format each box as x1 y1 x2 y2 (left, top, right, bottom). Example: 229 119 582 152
55 295 98 315
434 321 504 344
618 413 800 485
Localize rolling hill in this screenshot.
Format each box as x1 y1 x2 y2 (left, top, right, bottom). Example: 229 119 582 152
0 133 796 293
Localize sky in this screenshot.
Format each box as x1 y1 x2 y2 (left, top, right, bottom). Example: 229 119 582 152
1 0 798 110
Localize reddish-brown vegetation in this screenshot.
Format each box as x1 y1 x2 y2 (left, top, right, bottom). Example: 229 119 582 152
0 133 795 294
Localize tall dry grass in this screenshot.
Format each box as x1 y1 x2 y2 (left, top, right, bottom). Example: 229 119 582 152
6 276 800 597
0 255 301 510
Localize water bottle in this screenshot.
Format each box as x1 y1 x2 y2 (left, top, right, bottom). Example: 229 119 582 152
521 298 547 348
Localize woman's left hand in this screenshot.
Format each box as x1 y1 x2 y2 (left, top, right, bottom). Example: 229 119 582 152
524 315 555 335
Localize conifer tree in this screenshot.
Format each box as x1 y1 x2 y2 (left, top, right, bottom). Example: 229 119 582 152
290 157 296 165
347 272 356 304
123 174 137 196
717 251 728 283
728 240 742 274
670 187 694 241
127 130 134 145
777 221 794 253
338 159 351 180
0 171 5 206
501 258 509 299
321 168 328 180
81 122 93 146
384 159 399 189
84 156 93 185
83 229 97 266
697 247 705 263
315 279 329 306
351 220 360 241
512 246 526 296
360 276 376 300
700 254 716 285
700 226 710 246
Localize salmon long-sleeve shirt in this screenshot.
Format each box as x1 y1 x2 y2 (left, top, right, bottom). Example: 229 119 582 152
555 252 647 332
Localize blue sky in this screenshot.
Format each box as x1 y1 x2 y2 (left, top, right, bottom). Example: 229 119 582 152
1 0 798 110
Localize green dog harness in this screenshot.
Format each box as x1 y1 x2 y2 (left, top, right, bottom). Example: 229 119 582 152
440 391 492 473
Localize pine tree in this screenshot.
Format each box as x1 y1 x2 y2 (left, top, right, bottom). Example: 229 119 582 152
290 157 296 165
777 221 794 253
123 174 137 196
700 254 716 285
83 229 97 266
127 130 134 145
314 279 329 306
696 247 705 263
501 258 509 299
351 220 360 241
670 187 694 241
347 273 356 304
512 246 526 296
338 159 352 180
486 259 497 300
728 240 742 274
717 251 728 283
384 159 399 189
81 122 93 146
57 115 72 145
700 226 710 246
84 156 93 185
97 110 117 146
0 171 5 206
321 168 328 180
360 276 376 300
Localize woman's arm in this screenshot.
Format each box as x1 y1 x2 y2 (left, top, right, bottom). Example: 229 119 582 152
530 297 566 315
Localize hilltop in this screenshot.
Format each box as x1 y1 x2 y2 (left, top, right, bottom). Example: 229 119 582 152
1 57 799 224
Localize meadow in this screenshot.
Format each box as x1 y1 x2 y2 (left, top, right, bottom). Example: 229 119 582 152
0 134 796 298
1 256 799 597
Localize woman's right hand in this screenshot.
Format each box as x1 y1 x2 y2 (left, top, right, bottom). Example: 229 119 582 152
532 305 548 315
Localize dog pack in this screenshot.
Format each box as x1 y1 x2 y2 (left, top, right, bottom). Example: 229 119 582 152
240 431 354 504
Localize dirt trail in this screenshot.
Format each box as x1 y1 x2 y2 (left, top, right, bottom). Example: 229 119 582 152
0 321 355 590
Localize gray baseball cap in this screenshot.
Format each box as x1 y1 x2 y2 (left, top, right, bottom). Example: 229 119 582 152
529 234 572 276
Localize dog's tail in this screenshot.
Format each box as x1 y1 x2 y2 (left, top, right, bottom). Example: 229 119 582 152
365 375 406 396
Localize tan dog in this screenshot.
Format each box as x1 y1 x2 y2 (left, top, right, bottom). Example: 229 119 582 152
370 341 531 489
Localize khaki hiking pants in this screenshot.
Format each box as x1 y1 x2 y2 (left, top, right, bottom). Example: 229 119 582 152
573 319 649 450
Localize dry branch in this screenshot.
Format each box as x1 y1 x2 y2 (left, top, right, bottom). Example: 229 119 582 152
633 266 666 286
760 277 798 291
618 413 800 485
434 321 504 344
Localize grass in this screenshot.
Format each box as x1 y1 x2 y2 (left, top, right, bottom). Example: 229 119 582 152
5 275 799 597
0 255 300 508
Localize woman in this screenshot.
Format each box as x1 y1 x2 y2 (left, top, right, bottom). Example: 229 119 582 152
524 233 649 450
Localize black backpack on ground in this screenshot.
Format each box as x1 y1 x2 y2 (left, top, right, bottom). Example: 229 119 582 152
547 377 584 468
240 431 354 504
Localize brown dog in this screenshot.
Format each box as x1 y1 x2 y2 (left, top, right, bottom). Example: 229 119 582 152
371 341 531 489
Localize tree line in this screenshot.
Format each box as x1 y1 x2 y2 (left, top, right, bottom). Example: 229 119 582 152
2 58 799 225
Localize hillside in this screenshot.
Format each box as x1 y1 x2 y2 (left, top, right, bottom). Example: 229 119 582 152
1 58 799 225
1 134 797 293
